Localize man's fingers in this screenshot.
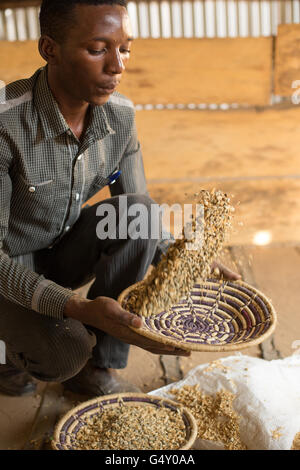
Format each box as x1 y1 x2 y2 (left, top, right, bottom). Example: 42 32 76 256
221 265 241 280
126 328 188 353
112 305 143 328
130 314 143 328
146 347 190 356
211 261 241 280
107 301 191 355
174 348 191 356
131 333 191 356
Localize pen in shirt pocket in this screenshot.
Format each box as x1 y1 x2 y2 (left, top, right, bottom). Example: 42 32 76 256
108 166 122 185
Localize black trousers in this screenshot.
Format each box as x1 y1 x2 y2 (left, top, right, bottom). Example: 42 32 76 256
0 194 159 382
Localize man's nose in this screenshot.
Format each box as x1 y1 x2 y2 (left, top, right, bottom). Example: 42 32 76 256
106 49 125 74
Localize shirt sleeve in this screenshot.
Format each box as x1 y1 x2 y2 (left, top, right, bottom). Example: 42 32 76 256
109 118 175 265
0 124 75 319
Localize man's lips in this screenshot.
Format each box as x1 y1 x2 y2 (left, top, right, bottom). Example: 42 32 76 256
97 82 119 94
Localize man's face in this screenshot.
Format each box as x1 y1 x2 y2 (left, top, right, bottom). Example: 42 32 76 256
54 4 133 106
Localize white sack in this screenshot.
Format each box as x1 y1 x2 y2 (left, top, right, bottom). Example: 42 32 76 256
149 354 300 450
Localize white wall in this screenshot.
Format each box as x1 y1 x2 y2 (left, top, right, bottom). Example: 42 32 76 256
0 0 299 41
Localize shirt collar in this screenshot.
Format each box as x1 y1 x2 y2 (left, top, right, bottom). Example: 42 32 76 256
34 66 69 140
86 102 116 143
34 65 115 142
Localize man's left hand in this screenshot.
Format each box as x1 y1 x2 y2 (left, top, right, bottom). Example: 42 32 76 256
210 260 241 281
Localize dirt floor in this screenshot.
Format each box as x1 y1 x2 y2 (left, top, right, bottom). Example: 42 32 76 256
0 106 300 450
0 245 299 450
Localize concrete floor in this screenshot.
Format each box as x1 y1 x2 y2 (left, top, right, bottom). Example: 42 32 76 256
1 105 300 450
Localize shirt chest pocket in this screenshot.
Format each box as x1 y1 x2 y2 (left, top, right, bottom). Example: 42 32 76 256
84 162 121 201
85 174 109 201
14 174 55 214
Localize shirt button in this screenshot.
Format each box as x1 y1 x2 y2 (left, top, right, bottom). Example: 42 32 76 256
67 130 72 136
29 186 36 193
75 193 80 201
65 226 70 232
77 154 82 161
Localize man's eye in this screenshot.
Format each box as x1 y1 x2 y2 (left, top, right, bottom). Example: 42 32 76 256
89 49 106 55
120 49 131 55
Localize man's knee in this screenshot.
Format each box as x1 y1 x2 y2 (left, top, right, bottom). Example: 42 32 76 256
125 193 155 208
10 320 96 383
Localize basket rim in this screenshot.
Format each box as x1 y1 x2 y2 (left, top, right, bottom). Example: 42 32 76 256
118 279 277 352
52 392 198 451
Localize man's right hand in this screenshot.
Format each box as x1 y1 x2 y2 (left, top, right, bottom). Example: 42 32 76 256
64 295 190 357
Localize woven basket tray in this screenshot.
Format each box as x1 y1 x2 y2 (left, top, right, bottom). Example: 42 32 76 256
52 393 197 450
118 279 277 352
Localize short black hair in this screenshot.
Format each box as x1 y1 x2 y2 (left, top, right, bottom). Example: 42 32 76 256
39 0 128 44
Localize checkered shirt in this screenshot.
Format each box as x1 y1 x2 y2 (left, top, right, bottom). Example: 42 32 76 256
0 65 172 320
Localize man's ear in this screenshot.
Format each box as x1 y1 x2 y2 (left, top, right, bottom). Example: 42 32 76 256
38 36 60 65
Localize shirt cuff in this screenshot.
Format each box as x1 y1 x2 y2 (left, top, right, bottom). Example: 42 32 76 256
31 279 76 320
